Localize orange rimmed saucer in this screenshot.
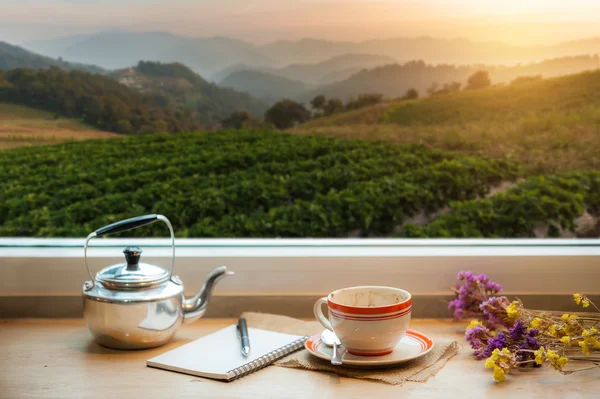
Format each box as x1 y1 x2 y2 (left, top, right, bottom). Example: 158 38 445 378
305 329 434 367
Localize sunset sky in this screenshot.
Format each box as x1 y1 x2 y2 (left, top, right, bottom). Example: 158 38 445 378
1 0 599 45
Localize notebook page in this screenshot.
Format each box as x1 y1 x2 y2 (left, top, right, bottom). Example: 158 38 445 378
147 325 303 379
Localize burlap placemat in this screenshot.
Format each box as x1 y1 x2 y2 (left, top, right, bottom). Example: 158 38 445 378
242 312 458 385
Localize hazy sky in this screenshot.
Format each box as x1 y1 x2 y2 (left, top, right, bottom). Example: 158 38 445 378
1 0 599 45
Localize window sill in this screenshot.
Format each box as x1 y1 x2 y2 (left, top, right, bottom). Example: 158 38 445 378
1 238 599 297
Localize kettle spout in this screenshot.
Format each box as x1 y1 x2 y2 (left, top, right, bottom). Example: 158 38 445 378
182 266 234 324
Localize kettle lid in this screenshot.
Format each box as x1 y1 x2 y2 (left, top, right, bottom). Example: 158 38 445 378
96 247 170 289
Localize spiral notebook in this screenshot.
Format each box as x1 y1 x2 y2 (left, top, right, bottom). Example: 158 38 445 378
147 325 308 381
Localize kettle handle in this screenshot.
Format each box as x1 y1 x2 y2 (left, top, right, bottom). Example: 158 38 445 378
83 214 176 290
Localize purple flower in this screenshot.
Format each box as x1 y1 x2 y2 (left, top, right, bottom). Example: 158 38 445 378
457 271 474 281
487 332 508 352
479 296 512 329
509 319 527 341
484 281 503 293
449 271 504 322
465 325 493 359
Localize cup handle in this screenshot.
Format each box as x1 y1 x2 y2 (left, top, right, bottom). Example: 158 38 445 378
313 297 333 331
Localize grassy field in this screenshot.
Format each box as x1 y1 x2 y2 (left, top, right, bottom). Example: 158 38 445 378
0 103 118 149
293 69 600 174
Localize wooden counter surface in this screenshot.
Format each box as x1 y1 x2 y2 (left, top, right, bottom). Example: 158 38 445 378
0 319 595 398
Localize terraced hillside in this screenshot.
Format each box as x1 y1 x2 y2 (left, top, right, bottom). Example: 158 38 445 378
293 69 600 174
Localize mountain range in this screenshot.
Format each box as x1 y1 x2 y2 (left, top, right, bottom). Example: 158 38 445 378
23 31 600 79
219 70 313 103
299 55 600 102
0 41 268 129
0 41 104 73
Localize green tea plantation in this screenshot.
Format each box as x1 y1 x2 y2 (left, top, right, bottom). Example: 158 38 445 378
0 130 598 238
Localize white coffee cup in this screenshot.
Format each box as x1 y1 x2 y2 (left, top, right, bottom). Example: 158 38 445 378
313 286 412 356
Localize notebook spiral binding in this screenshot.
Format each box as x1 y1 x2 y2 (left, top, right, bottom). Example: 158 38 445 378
228 336 309 381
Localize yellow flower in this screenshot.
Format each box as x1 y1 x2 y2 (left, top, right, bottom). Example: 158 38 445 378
581 328 600 350
574 293 591 308
583 298 590 308
561 314 569 322
485 348 512 383
530 317 542 329
548 324 558 337
546 349 568 371
506 301 520 319
560 336 570 344
578 340 591 355
492 366 506 382
466 320 482 331
534 347 546 365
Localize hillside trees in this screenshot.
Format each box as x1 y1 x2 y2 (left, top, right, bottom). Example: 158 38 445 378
465 70 492 90
401 88 419 100
264 99 310 129
221 110 259 129
309 93 383 119
345 93 383 110
324 98 344 116
0 67 198 134
427 82 461 96
310 95 326 110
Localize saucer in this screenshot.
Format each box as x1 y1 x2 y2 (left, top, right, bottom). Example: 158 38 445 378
305 329 434 367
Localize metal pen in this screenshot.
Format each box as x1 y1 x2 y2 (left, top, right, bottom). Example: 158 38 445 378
237 316 251 357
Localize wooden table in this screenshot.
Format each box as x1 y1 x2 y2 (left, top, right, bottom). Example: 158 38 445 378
0 319 595 398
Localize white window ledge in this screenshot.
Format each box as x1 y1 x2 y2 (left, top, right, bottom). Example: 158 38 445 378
1 238 599 297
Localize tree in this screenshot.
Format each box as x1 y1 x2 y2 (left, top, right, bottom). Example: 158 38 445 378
264 99 310 129
345 93 383 110
430 81 462 96
401 88 419 100
310 95 326 110
465 70 491 90
323 98 344 116
427 82 439 96
221 110 257 129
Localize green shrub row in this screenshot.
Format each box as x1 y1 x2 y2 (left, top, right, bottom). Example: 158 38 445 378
0 130 520 237
398 172 600 238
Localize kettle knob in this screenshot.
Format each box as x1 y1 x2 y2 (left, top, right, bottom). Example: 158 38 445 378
123 247 143 270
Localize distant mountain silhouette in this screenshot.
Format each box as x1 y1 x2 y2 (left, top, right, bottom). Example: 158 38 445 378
260 36 600 66
220 70 313 103
299 55 600 102
23 31 600 79
0 41 104 73
24 32 271 77
212 53 396 86
277 53 396 84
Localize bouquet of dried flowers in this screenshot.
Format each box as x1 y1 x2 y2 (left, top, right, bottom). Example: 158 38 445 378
450 271 600 382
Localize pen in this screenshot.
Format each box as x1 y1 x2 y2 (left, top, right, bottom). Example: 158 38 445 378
237 316 251 357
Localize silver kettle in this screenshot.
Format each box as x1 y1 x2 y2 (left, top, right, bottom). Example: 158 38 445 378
82 214 233 349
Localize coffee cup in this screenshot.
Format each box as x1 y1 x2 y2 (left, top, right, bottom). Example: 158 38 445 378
313 286 412 356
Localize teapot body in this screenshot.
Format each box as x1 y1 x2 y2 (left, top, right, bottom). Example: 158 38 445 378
82 278 185 349
82 215 233 350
